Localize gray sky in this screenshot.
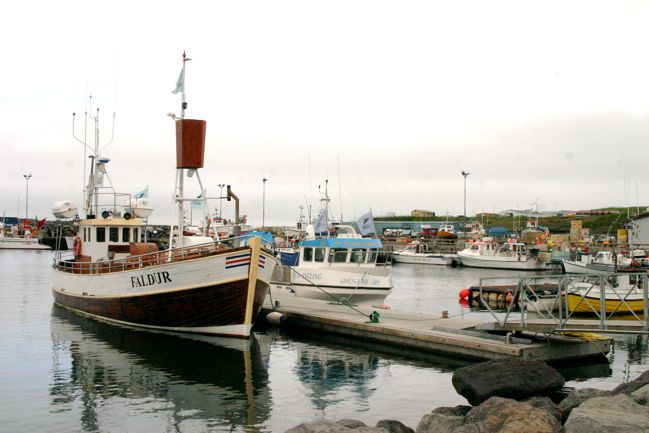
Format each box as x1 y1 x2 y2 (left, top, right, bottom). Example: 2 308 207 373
2 1 649 226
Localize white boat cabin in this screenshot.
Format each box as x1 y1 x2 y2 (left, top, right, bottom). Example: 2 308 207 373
77 217 147 262
467 241 530 257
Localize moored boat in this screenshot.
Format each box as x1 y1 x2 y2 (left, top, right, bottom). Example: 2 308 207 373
51 55 276 338
392 240 460 266
270 224 392 305
458 239 548 271
566 278 646 315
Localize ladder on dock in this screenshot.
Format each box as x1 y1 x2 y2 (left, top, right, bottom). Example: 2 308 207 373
474 273 649 335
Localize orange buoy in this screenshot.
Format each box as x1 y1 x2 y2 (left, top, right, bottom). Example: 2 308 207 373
459 288 470 300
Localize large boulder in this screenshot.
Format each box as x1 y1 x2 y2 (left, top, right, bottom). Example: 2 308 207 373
564 394 649 433
451 359 565 406
376 419 414 433
632 383 649 406
523 397 561 422
416 412 465 433
454 396 561 433
285 420 388 433
416 406 471 433
612 369 649 395
557 388 611 422
337 419 367 429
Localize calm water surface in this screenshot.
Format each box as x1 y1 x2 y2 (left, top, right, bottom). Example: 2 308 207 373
0 251 647 432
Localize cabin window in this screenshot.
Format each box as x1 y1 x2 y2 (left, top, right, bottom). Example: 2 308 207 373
329 248 348 263
122 227 130 243
350 248 366 263
303 247 313 262
133 228 139 242
471 244 479 250
96 227 105 242
109 227 119 242
367 248 377 263
315 247 326 262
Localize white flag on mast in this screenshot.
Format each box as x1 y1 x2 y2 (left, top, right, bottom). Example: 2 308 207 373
314 210 328 235
356 210 375 236
171 66 184 94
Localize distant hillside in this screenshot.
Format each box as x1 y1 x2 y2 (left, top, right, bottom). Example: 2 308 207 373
376 207 643 234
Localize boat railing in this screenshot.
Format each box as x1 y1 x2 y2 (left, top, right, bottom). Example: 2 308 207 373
54 235 261 275
477 273 649 333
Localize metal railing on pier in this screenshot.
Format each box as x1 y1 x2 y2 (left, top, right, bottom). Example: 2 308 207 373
477 273 649 333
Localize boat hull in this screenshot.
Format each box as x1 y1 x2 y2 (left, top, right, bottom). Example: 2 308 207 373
457 253 547 270
0 237 51 250
566 293 645 314
52 247 276 338
562 260 614 275
392 252 459 266
270 264 392 305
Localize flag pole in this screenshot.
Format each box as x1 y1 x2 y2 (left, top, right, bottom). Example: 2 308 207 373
180 51 190 119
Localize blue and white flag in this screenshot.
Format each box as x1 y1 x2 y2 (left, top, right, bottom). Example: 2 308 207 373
191 192 204 210
133 186 149 199
171 66 184 94
314 210 328 235
356 210 375 236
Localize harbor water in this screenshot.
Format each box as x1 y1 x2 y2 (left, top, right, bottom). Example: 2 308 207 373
1 251 647 432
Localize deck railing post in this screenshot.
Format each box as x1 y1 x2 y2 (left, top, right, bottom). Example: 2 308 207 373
599 275 606 330
644 273 649 332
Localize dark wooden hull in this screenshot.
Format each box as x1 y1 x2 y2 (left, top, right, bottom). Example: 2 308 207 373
53 278 269 337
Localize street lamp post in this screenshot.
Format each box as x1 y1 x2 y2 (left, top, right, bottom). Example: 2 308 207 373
262 178 268 231
23 173 32 221
218 184 225 218
461 171 469 232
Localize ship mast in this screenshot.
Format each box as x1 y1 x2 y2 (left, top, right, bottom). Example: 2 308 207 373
72 94 115 218
169 52 208 248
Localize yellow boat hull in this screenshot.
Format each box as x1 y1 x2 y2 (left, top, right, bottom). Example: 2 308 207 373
567 293 646 314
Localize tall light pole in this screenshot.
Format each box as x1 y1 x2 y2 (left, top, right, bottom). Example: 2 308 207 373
23 173 32 220
218 184 225 218
262 177 268 231
461 170 469 232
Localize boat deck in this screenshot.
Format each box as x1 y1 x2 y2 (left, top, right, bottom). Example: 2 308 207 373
261 296 610 362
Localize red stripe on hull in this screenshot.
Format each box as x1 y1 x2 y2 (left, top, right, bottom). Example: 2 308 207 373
52 279 269 330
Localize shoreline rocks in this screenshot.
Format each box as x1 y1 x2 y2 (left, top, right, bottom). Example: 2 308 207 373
284 360 649 433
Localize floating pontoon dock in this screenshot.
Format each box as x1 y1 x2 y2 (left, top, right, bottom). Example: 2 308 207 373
262 296 610 362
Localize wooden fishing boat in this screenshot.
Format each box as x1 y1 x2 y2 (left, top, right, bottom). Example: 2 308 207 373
51 54 276 338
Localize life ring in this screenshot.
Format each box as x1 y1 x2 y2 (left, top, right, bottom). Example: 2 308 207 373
24 232 32 239
73 236 82 256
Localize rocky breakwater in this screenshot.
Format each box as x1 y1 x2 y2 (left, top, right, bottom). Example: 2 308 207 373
284 359 649 433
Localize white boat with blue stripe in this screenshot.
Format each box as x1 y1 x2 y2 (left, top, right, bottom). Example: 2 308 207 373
270 225 392 305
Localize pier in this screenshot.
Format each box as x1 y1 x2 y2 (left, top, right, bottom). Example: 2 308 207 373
262 295 610 362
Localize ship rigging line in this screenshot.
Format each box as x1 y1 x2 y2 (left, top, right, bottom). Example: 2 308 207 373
276 266 373 320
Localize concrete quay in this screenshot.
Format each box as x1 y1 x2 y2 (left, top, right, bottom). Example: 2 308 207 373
261 295 611 362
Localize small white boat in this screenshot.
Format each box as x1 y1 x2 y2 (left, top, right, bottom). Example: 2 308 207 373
457 240 548 271
270 224 392 306
562 251 636 274
392 241 460 266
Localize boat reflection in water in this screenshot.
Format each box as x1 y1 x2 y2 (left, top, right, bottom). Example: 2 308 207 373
49 306 271 432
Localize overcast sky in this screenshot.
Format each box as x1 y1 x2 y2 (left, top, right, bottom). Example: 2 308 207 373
2 1 649 226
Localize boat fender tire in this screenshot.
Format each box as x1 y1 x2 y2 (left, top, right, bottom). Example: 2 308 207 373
73 236 82 256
